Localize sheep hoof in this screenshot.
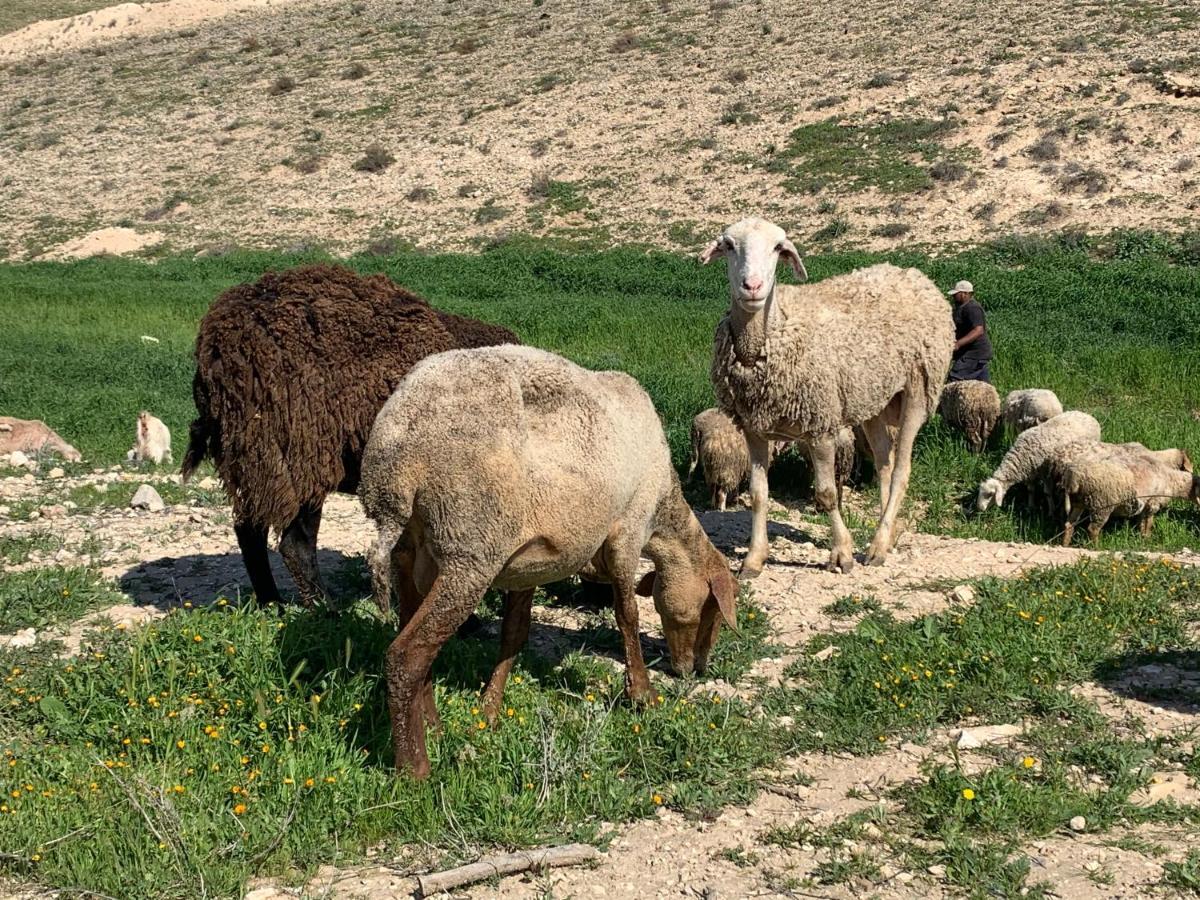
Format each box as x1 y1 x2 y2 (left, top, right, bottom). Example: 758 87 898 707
827 548 856 574
738 558 765 579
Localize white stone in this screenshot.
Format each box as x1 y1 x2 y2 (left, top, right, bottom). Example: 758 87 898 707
955 723 1022 749
7 450 30 468
949 584 975 604
48 467 65 479
2 628 37 648
1069 815 1087 832
130 484 165 512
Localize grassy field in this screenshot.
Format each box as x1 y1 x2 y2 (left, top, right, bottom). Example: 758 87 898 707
2 236 1199 550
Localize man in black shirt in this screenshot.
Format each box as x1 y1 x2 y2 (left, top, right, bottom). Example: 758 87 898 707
948 280 993 383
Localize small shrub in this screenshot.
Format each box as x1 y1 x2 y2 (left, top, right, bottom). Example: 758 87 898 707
930 159 968 181
1022 201 1067 225
288 148 322 174
1058 167 1108 196
456 182 480 198
268 75 296 95
719 101 760 125
812 216 850 241
30 131 61 149
341 62 369 80
810 94 846 110
871 222 911 238
351 143 395 173
1055 34 1088 52
1173 156 1194 173
186 48 212 65
816 198 838 215
609 30 641 53
452 36 482 54
530 137 551 158
405 186 434 202
533 73 563 93
865 71 900 89
474 200 510 224
973 201 998 220
1027 134 1060 161
528 170 552 199
1128 57 1151 74
709 0 734 16
726 67 748 84
239 35 261 52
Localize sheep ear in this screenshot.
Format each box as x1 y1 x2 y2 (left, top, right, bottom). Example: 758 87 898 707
634 571 656 596
779 238 807 281
710 570 738 632
698 238 725 265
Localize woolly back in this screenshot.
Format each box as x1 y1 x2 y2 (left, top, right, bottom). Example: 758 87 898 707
186 264 518 528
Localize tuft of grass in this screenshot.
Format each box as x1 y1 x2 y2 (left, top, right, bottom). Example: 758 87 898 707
609 30 641 53
0 531 61 565
0 566 126 631
871 222 911 238
930 159 969 182
775 117 963 194
865 71 901 89
822 594 884 619
474 200 510 225
1162 850 1200 893
340 62 369 80
812 216 851 242
767 558 1196 754
1027 134 1061 161
0 597 776 898
1058 167 1109 196
267 75 296 96
719 101 760 126
351 144 394 173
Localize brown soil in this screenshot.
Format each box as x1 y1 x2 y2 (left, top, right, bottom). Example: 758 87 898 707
1 0 1198 259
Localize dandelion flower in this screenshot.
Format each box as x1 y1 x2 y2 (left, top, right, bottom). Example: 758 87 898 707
652 794 663 805
962 788 975 800
233 803 246 815
1022 757 1037 769
176 740 186 749
304 778 315 788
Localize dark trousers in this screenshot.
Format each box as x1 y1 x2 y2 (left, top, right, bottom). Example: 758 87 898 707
948 356 991 383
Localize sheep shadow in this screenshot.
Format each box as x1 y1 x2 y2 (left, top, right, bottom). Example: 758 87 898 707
1093 649 1200 716
117 548 358 609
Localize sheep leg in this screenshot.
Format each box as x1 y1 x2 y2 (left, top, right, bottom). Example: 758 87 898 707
482 588 534 723
609 557 653 703
1138 512 1155 538
811 437 855 573
686 437 699 482
1063 506 1080 547
861 416 895 511
865 393 924 566
717 489 727 512
1087 508 1113 544
385 570 484 779
234 521 282 606
279 502 326 608
388 536 440 730
740 434 772 578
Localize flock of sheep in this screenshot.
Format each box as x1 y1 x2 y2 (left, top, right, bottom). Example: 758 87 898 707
4 216 1197 776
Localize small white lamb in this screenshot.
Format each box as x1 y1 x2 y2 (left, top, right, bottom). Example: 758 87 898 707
127 411 172 465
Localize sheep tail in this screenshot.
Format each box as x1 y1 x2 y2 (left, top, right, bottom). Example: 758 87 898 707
180 414 213 483
686 424 701 482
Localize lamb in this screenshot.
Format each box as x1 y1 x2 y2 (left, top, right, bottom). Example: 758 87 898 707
360 345 738 778
1001 389 1063 435
126 412 172 465
1051 442 1200 544
0 417 82 462
938 380 1001 452
687 407 752 511
704 217 953 574
181 264 518 607
975 411 1101 511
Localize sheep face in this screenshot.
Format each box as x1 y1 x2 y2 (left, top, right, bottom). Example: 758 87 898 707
977 477 1005 510
699 217 806 312
636 554 738 675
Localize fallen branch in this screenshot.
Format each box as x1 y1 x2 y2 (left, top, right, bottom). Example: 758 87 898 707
416 843 599 896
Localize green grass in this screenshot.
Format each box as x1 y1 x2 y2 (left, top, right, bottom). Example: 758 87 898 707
0 586 777 898
2 241 1199 550
0 532 60 566
0 567 126 631
768 117 967 194
768 557 1197 754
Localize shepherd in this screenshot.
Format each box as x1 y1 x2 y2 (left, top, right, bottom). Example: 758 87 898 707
948 280 993 383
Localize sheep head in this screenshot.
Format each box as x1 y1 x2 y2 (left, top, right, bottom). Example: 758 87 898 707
699 217 806 313
636 543 737 676
977 477 1005 510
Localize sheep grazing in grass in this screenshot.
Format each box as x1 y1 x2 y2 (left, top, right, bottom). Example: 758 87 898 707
1001 388 1063 435
1050 440 1199 544
938 380 1001 452
126 411 171 465
0 417 81 462
976 411 1101 511
360 345 737 778
182 264 518 607
704 217 953 575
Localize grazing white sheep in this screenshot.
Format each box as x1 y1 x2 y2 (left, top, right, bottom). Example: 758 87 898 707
976 411 1101 511
938 380 1001 452
704 217 953 574
1001 389 1063 435
360 345 737 778
126 411 171 465
1051 441 1199 544
0 417 82 462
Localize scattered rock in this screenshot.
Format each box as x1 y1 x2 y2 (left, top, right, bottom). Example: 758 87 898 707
955 723 1022 749
1130 772 1199 806
949 584 975 603
1069 815 1087 832
1 628 37 649
38 504 68 519
130 484 165 512
927 864 947 877
6 450 32 469
48 466 65 479
813 645 837 661
198 476 218 490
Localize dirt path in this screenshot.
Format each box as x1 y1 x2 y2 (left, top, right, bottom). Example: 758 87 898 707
2 468 1198 898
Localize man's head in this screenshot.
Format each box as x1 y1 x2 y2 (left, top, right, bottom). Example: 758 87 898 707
949 280 974 304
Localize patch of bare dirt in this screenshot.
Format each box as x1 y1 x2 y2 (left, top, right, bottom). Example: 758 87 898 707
1 0 1198 258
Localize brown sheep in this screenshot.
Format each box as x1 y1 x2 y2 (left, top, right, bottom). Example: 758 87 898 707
181 264 518 606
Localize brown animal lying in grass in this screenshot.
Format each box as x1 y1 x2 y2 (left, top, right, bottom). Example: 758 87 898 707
0 416 82 462
182 264 518 606
361 346 737 778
